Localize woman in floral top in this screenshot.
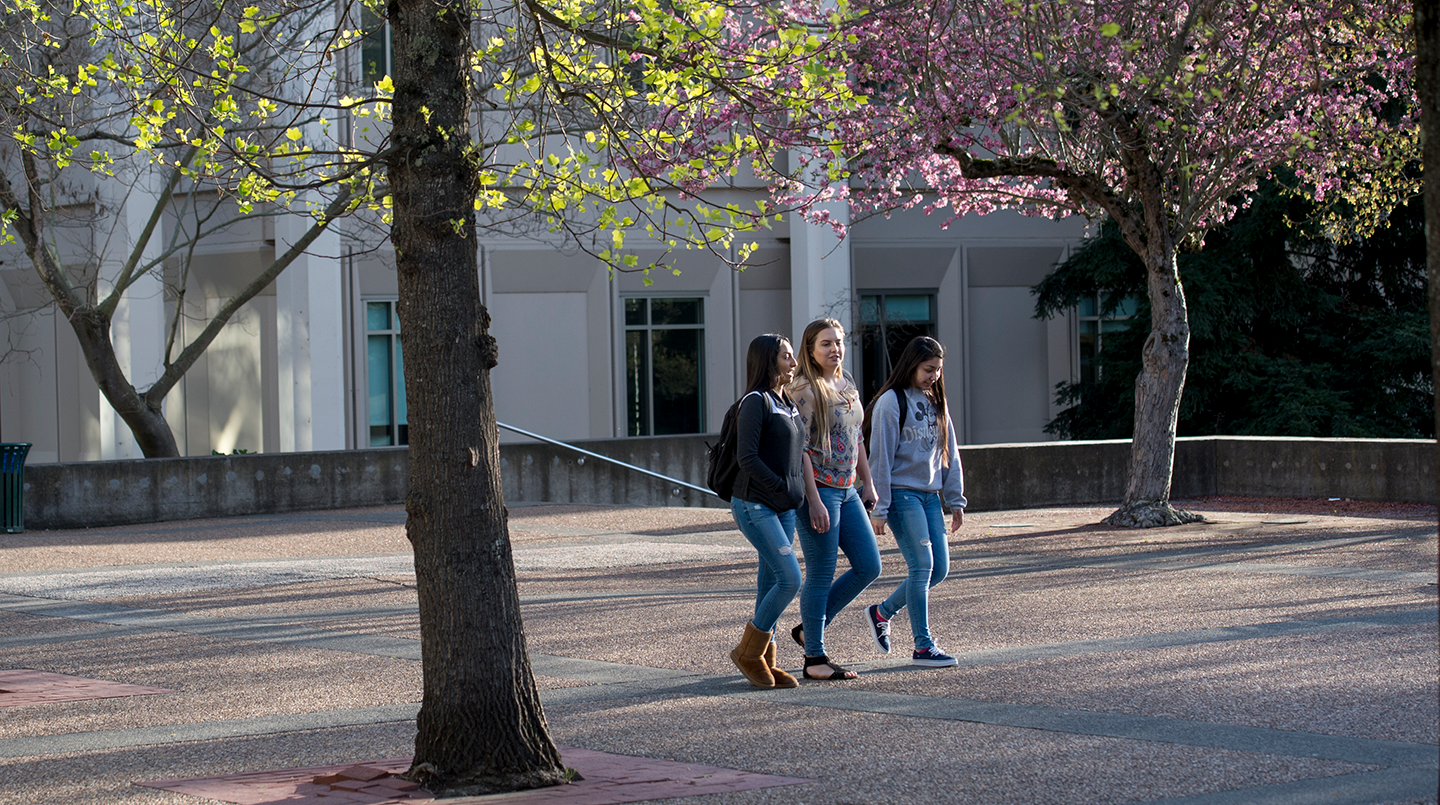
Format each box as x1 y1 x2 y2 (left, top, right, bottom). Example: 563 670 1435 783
786 318 882 680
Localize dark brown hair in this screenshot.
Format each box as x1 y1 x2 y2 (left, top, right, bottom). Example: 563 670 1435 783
743 333 794 402
863 336 949 466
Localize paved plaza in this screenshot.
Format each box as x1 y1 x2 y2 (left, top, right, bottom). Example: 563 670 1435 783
0 498 1435 804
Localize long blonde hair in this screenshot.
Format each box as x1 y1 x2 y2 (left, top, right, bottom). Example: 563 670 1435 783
789 318 847 455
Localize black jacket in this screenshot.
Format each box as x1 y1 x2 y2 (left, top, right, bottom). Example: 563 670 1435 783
732 390 805 512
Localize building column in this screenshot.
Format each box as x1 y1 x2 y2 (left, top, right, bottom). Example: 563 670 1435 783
788 196 853 368
275 205 345 453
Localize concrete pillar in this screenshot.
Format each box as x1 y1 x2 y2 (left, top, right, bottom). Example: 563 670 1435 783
788 196 853 371
100 172 167 460
275 204 345 453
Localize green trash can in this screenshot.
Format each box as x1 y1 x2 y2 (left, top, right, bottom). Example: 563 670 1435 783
1 443 30 534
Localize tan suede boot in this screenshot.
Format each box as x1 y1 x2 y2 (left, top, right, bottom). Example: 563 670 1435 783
764 639 798 688
730 622 775 688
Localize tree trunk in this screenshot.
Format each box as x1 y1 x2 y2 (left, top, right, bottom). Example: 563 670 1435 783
69 307 181 458
1416 0 1440 529
388 0 567 795
1103 243 1203 528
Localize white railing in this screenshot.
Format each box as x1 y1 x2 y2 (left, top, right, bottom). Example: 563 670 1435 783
496 422 719 499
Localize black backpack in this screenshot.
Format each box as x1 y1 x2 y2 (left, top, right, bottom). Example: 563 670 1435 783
863 386 909 455
706 397 745 502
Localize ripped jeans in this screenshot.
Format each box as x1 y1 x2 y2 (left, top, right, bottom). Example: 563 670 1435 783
796 485 882 658
877 488 950 650
730 498 802 633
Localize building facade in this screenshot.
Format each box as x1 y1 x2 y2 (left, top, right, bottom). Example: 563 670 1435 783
0 189 1093 464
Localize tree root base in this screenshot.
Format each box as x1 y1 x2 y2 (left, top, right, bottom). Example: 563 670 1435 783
406 762 575 798
1102 500 1205 528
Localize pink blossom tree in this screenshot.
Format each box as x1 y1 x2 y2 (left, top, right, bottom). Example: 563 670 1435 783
781 0 1417 526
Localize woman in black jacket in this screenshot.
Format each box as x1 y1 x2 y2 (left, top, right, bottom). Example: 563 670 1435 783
728 333 805 688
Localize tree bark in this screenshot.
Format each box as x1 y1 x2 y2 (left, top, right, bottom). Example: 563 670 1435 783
387 0 567 795
1103 242 1203 528
1416 0 1440 530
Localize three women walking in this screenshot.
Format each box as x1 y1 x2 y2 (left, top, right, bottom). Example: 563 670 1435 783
726 329 966 686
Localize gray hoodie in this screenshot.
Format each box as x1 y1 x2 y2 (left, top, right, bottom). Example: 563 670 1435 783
868 386 966 522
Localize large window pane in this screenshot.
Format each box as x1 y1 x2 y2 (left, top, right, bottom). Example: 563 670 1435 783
625 298 647 326
623 296 704 436
366 301 389 331
884 295 931 322
625 330 650 436
858 292 937 402
651 298 702 325
361 8 389 86
394 337 407 445
1075 294 1138 384
365 299 406 446
1078 320 1098 386
651 329 702 435
860 295 880 324
367 334 392 446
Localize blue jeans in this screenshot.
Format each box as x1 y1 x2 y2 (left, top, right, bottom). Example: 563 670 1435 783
878 489 950 650
796 485 882 657
730 498 801 633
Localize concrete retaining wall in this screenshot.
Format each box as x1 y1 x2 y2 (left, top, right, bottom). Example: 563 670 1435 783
22 448 411 530
1208 437 1436 503
16 435 1435 530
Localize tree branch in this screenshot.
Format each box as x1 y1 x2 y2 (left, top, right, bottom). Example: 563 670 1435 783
142 187 358 406
97 146 197 319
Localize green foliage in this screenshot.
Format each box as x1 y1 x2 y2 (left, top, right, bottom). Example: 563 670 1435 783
1036 181 1434 440
0 0 835 274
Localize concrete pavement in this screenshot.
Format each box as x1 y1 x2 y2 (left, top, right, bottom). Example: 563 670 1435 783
0 499 1435 804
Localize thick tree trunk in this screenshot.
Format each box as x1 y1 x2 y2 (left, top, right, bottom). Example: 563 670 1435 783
1103 244 1203 528
388 0 567 795
69 308 181 458
1416 0 1440 525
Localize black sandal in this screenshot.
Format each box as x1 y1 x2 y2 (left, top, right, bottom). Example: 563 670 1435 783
790 623 805 649
803 655 858 681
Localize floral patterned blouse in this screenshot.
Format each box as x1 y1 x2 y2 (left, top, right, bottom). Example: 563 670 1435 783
790 374 864 489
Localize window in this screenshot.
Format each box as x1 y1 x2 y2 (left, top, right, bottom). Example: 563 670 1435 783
366 300 407 446
359 6 390 88
1076 295 1138 385
624 297 705 436
858 292 936 403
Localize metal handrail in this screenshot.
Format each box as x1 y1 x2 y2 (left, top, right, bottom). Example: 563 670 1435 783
496 421 720 499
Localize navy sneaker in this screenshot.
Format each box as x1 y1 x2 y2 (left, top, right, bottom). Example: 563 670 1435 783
912 646 958 667
863 604 891 654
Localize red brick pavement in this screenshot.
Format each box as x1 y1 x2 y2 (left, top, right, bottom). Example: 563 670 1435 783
135 748 811 804
0 669 174 707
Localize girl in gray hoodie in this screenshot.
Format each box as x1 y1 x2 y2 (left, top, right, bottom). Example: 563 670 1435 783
862 336 966 667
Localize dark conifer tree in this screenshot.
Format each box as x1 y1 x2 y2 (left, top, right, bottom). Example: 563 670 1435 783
1035 182 1433 441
